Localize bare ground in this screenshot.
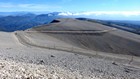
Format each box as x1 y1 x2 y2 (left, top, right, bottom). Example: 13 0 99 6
0 31 139 79
0 18 140 79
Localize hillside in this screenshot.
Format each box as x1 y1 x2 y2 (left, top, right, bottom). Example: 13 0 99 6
0 18 140 78
0 32 140 79
77 18 140 34
28 18 140 56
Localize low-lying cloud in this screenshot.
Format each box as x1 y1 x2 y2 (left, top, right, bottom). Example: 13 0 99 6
58 11 140 16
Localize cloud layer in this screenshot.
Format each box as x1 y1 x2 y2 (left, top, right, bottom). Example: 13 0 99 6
58 11 140 16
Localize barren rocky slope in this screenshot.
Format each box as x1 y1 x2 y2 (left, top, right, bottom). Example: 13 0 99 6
0 32 140 79
30 18 140 56
0 18 140 79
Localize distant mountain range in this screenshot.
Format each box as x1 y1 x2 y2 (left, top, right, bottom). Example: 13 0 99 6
109 20 140 25
0 12 139 34
0 12 33 16
0 12 62 32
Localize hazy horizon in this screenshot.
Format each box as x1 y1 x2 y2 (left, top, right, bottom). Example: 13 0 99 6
0 0 140 20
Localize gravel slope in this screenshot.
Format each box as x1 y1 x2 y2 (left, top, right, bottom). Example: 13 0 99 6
31 18 140 56
0 30 140 79
0 18 140 79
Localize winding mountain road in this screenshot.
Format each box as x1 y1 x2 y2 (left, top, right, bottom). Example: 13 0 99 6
25 28 117 34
